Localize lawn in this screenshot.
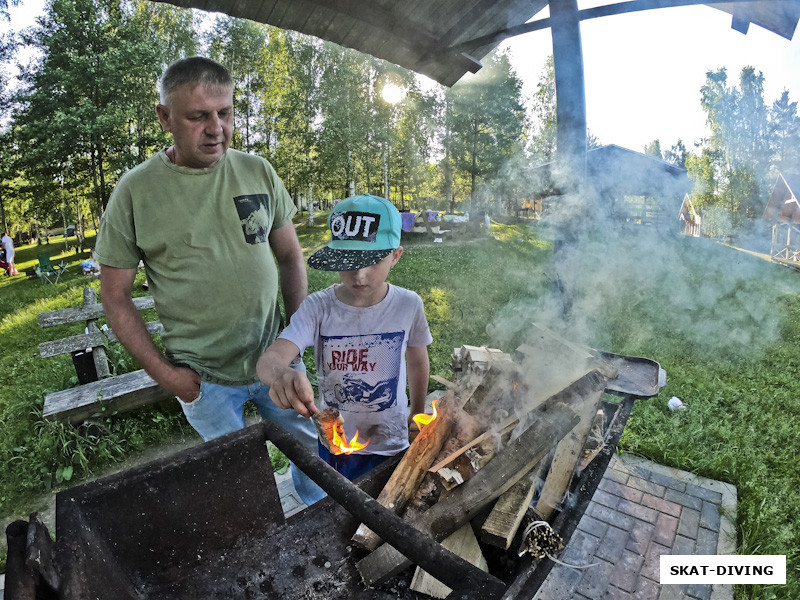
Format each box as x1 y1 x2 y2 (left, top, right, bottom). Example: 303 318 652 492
0 216 798 599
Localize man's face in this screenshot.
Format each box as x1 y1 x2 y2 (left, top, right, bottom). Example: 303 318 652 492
156 83 234 169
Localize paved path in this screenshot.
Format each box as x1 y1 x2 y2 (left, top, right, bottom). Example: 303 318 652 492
533 454 737 600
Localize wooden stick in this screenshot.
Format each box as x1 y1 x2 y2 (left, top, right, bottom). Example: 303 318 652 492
356 401 580 588
410 523 489 598
480 477 536 550
351 391 457 551
535 372 608 521
430 416 517 490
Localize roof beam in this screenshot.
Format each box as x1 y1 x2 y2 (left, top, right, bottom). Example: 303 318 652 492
300 0 438 48
450 0 798 54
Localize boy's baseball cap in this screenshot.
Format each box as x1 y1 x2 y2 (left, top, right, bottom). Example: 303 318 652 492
308 194 402 271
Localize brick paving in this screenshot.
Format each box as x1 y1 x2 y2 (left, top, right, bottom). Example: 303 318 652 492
533 454 738 600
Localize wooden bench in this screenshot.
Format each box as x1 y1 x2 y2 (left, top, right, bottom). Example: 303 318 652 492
38 286 171 424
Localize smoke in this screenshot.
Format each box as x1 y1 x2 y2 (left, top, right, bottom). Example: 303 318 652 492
487 148 800 360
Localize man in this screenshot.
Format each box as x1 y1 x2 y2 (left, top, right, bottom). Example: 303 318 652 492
1 231 19 276
95 56 324 505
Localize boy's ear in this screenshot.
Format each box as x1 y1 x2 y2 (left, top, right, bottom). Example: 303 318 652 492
390 247 404 265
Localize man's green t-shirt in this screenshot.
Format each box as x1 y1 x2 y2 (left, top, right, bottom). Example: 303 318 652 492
95 149 297 385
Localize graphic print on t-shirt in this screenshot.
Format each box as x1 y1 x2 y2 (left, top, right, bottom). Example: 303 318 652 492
322 331 403 414
233 193 271 244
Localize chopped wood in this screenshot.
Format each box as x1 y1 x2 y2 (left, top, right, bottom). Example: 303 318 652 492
430 374 457 389
480 477 536 550
460 360 519 417
406 405 484 514
356 401 580 588
430 416 516 490
312 407 345 454
534 371 608 521
576 408 605 474
450 345 512 379
410 523 488 598
351 392 457 551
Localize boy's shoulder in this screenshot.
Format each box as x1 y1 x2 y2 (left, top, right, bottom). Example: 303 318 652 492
389 284 422 300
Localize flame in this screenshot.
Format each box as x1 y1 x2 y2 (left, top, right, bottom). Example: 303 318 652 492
413 399 439 428
332 426 369 455
513 381 519 391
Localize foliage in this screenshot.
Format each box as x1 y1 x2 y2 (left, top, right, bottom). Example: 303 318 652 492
527 54 557 162
443 50 527 205
8 0 194 235
643 139 662 159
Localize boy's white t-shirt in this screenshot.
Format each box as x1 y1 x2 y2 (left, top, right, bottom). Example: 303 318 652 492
279 284 432 456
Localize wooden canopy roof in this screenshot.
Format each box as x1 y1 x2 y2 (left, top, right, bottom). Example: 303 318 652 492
530 144 692 200
763 173 800 223
151 0 800 87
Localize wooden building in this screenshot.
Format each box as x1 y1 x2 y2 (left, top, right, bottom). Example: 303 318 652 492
679 194 702 237
762 173 800 266
530 145 692 232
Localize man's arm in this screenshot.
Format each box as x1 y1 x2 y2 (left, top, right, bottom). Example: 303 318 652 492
406 345 430 426
100 265 200 401
257 338 318 417
269 221 307 321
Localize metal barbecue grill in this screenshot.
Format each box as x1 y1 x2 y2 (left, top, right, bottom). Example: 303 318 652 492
5 354 660 600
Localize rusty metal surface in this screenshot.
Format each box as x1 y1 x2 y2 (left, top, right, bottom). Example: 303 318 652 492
602 352 661 398
51 423 420 599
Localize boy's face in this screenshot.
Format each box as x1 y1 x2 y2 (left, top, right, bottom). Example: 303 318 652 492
336 248 403 306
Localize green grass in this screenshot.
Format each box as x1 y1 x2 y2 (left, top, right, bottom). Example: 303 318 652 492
1 218 799 599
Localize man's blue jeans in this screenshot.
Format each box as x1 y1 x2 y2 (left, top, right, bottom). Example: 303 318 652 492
177 377 327 506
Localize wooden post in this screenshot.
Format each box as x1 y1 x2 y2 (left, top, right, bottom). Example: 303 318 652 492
83 287 111 379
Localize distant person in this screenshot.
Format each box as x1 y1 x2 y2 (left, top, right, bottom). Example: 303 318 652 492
81 251 101 276
258 194 432 480
1 232 19 276
94 56 323 505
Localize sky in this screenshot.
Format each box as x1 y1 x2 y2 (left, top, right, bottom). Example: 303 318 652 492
500 2 800 153
3 0 800 154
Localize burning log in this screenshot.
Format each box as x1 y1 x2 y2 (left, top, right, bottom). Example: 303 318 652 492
356 401 580 588
263 419 507 599
351 393 457 551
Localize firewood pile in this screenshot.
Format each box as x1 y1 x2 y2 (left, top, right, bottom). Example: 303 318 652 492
352 324 621 598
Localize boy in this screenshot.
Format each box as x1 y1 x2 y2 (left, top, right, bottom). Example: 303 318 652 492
257 194 432 480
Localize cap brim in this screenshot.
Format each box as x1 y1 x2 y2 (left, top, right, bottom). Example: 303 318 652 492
308 247 394 271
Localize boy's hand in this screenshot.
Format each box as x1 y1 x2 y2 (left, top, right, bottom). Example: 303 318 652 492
269 369 319 418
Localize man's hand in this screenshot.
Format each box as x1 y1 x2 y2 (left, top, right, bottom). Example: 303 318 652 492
268 368 318 418
166 365 202 403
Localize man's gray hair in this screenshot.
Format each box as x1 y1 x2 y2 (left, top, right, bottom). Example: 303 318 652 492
158 56 233 105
